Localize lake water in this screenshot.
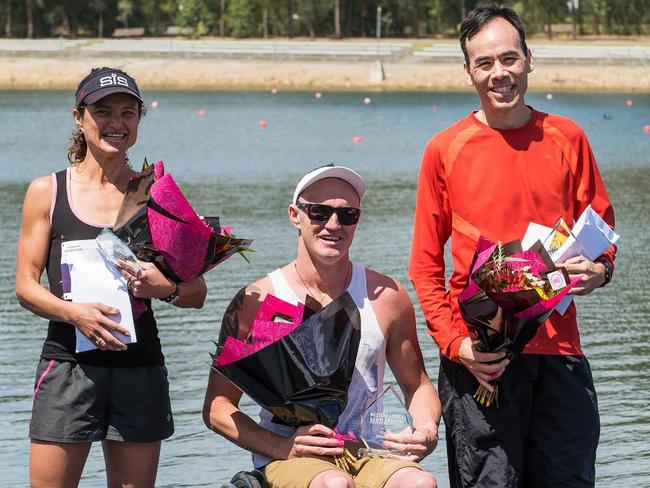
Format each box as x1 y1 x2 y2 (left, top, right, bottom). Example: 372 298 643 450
0 89 648 487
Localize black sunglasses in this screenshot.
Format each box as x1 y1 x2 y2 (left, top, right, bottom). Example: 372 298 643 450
296 202 361 226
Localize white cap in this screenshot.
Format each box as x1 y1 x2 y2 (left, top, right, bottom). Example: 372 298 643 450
292 164 367 204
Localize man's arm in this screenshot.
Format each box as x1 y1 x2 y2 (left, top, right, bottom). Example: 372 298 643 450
371 273 440 461
409 140 468 361
561 126 617 295
408 141 508 385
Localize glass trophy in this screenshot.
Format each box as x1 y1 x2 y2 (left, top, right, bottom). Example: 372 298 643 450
358 383 413 458
96 228 141 270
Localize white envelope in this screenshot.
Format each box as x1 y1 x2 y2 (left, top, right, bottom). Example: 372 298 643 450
521 205 619 316
61 239 137 352
551 205 620 263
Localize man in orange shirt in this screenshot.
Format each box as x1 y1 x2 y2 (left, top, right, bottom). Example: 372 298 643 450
409 5 615 488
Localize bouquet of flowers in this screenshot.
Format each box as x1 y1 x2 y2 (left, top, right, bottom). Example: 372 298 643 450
459 237 579 406
212 292 361 428
113 159 253 282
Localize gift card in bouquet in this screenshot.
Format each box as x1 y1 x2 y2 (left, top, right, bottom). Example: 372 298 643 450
358 384 413 458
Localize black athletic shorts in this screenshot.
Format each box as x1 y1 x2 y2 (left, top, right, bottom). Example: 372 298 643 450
439 354 599 488
30 359 174 443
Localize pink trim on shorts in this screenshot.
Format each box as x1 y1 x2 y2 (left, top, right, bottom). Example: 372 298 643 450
66 167 113 228
33 359 55 404
48 173 57 224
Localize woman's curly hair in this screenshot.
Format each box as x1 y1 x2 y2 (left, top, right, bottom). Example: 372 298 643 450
67 67 146 166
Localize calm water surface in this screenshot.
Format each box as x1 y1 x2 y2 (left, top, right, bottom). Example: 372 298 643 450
0 90 648 487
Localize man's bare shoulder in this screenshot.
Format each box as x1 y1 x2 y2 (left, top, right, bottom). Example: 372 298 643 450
243 275 273 302
217 275 273 341
365 267 412 310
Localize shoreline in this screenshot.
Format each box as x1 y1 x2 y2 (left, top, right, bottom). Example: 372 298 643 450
2 44 649 92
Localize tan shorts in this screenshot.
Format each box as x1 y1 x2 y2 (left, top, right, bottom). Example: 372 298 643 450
264 456 422 488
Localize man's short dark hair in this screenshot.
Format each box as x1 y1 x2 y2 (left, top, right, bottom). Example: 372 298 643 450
459 3 528 66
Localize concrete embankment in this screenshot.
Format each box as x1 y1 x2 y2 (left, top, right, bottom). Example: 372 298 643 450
1 38 649 92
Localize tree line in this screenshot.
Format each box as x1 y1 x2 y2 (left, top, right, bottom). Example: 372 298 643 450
2 0 649 40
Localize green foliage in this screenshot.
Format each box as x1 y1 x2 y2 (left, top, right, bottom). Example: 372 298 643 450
3 0 649 38
226 0 261 38
177 0 216 36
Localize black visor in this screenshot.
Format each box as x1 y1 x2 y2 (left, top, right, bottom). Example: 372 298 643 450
75 69 143 107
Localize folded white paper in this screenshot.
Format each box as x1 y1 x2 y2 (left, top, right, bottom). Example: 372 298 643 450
61 239 137 352
551 205 620 263
522 205 619 316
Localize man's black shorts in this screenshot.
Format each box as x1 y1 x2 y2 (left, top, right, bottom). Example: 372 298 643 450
439 354 599 488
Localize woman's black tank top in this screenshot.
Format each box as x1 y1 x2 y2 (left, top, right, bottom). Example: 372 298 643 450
41 169 164 366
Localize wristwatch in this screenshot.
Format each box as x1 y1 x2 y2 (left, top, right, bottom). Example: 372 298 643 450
159 281 180 304
597 259 613 287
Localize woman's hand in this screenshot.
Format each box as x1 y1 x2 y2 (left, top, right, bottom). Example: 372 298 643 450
383 423 439 462
117 260 176 300
458 337 509 391
69 302 130 351
282 424 344 460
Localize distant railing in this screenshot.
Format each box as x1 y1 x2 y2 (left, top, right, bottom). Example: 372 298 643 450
1 39 646 65
77 39 412 61
413 43 650 65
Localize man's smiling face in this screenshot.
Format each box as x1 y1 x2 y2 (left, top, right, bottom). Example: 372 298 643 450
463 17 533 118
291 178 360 265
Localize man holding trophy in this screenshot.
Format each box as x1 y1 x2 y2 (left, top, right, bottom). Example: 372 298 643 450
204 165 440 488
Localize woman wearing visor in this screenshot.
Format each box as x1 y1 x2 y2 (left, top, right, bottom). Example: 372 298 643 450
15 67 207 487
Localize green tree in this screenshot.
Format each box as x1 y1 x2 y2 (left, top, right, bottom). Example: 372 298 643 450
117 0 132 28
136 0 176 36
226 0 260 37
177 0 216 35
3 0 12 36
25 0 33 37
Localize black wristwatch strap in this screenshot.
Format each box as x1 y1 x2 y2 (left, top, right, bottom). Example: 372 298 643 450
159 281 180 304
597 259 612 287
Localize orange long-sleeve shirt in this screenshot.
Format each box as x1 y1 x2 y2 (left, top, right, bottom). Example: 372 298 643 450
409 109 616 362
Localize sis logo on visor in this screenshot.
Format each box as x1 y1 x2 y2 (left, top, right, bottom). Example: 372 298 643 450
75 69 143 107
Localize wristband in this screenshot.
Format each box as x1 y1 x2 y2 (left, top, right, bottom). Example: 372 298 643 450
159 281 180 304
597 259 612 287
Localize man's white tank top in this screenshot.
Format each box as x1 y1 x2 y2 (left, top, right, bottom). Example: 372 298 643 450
252 261 386 468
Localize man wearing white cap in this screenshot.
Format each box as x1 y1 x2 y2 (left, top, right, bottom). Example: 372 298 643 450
204 164 441 488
